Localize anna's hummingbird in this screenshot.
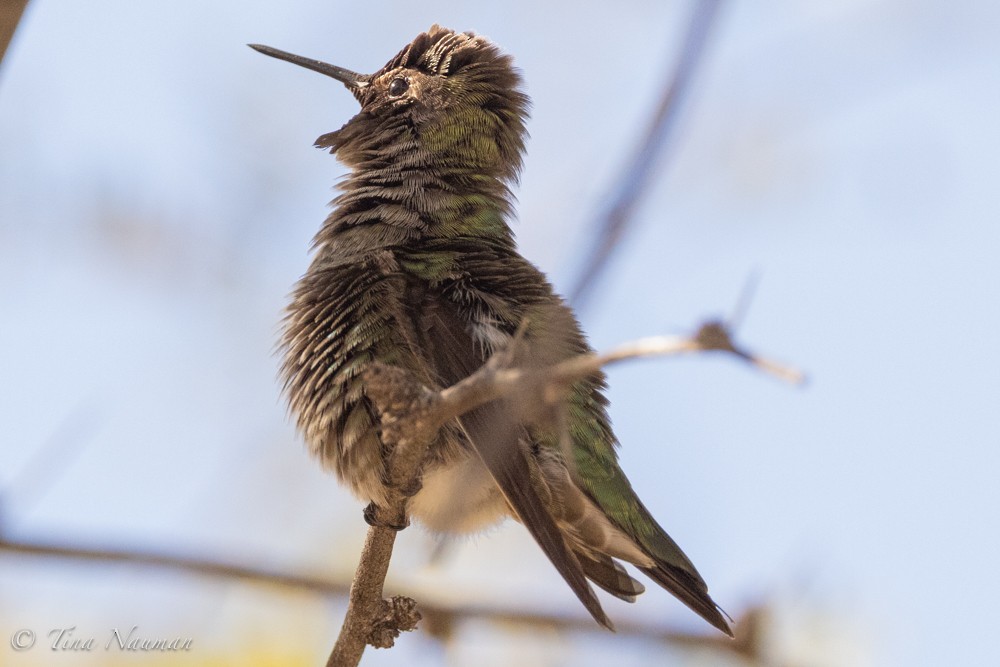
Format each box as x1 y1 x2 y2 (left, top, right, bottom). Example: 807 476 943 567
251 25 731 636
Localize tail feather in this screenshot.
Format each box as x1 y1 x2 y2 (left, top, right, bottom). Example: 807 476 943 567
577 551 645 602
638 563 733 637
538 448 729 634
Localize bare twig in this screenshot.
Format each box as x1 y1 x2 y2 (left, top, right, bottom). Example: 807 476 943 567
693 320 806 385
443 322 803 419
729 269 762 332
569 0 725 309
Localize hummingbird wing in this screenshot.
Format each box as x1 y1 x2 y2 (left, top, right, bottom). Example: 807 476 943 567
412 287 613 630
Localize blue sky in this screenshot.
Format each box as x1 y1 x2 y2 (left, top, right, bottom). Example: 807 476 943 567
2 2 998 665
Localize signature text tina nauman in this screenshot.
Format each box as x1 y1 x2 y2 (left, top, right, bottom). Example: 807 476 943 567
48 626 193 651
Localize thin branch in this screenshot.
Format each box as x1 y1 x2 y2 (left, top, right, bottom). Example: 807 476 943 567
729 269 762 332
326 366 440 665
442 322 804 423
569 0 725 310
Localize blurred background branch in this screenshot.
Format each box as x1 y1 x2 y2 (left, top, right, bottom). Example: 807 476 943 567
0 531 771 663
569 0 724 310
0 532 350 595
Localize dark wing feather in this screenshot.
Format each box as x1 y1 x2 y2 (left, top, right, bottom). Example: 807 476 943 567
460 406 611 628
416 292 612 630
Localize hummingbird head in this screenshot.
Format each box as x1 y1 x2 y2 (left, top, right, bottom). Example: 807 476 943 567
250 25 530 183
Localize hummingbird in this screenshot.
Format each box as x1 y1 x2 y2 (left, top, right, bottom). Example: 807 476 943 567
251 25 731 636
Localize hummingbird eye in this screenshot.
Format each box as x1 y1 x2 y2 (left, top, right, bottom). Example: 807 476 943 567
387 77 409 98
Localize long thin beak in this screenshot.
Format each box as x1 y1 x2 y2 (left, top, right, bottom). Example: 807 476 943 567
248 44 368 90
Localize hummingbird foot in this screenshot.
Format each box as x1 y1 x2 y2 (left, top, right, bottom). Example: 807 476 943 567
364 501 410 531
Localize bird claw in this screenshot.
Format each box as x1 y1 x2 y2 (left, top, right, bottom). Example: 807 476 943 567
364 502 409 531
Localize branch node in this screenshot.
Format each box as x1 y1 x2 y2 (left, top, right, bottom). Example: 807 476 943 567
366 596 422 649
694 320 740 354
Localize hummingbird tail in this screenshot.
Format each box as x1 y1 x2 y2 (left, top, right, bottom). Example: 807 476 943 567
458 405 614 631
637 564 733 637
577 551 645 602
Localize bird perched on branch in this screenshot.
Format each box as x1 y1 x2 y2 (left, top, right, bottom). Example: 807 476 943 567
251 25 731 636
